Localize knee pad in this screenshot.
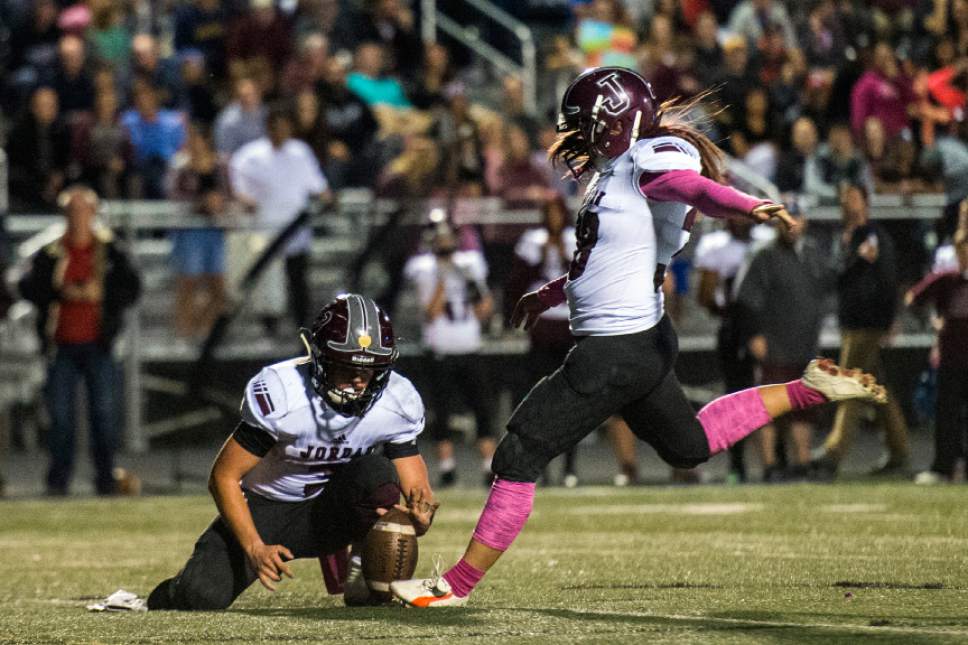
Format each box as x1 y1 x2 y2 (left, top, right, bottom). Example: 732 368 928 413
341 455 401 536
174 576 234 611
343 454 400 497
491 432 548 483
660 428 711 470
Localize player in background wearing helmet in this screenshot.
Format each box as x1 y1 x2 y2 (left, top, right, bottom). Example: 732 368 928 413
392 67 889 608
404 213 497 488
93 294 437 611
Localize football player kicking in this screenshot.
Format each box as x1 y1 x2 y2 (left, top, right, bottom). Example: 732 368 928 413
391 67 887 608
94 294 437 611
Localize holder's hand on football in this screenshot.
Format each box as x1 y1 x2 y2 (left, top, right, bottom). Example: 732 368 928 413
750 203 799 232
246 542 294 591
393 487 439 537
511 291 550 331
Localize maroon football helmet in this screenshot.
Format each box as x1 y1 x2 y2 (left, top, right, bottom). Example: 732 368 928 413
558 67 661 167
301 294 399 416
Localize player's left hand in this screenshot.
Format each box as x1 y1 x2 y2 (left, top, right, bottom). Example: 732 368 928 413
393 487 439 537
511 291 550 331
750 203 798 232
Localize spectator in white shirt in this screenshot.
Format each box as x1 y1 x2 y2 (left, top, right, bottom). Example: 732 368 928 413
229 103 330 328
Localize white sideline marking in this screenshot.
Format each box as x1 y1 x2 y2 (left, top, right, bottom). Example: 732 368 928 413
569 503 763 515
821 503 889 513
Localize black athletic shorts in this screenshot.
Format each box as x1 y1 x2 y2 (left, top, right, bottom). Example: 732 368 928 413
495 315 710 480
424 352 495 441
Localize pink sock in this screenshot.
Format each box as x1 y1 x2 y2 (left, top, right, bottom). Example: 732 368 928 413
697 387 772 455
442 558 485 598
441 478 535 597
785 379 827 409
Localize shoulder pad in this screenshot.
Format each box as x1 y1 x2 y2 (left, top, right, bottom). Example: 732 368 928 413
241 366 290 427
381 372 425 426
631 136 702 174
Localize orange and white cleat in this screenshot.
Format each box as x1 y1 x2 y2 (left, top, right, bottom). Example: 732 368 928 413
390 558 468 608
801 358 888 404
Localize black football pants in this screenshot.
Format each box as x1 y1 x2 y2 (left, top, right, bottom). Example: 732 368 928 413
931 360 968 477
493 315 711 482
147 454 400 610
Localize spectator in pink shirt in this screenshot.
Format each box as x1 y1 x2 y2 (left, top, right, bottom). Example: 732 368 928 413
850 42 916 139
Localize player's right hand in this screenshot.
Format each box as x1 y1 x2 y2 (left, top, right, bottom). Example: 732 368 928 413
246 543 295 591
511 291 550 331
750 203 798 232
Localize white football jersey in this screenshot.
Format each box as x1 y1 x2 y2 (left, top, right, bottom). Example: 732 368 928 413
239 358 424 502
514 226 577 321
564 136 701 336
404 250 489 355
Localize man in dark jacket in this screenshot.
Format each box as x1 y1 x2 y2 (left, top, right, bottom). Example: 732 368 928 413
814 184 909 477
737 213 836 481
18 186 141 495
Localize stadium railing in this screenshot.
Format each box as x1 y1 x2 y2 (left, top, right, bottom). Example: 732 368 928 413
1 192 944 452
421 0 537 114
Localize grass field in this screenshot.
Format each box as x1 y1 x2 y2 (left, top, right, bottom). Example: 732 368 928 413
3 483 968 644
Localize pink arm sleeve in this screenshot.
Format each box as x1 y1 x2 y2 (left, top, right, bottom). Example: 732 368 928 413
537 274 568 308
639 170 768 219
907 271 944 307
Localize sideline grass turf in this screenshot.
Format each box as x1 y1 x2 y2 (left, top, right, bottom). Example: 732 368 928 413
2 483 968 643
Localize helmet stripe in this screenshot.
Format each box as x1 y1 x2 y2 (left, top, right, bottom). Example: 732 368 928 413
326 294 365 352
362 295 393 356
326 294 393 356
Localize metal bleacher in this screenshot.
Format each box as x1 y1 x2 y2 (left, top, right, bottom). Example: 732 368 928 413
0 189 946 454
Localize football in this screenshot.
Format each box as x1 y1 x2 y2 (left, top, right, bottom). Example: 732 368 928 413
362 508 419 601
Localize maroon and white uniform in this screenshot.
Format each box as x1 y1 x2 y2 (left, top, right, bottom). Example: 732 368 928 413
565 136 702 335
240 358 424 502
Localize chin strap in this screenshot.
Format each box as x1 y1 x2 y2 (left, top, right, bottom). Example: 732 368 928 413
298 328 313 358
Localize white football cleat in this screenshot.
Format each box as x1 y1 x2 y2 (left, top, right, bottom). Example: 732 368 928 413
800 358 887 404
390 557 468 608
86 589 147 612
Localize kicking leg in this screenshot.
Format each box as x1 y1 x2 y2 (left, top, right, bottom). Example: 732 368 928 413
391 327 666 607
699 358 886 457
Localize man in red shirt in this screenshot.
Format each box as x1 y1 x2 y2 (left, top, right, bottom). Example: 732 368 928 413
18 186 141 495
908 215 968 484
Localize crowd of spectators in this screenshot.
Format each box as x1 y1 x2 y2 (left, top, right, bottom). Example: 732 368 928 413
2 0 963 211
2 0 968 488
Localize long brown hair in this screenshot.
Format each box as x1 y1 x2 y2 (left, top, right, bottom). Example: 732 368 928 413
549 91 725 182
654 93 725 182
